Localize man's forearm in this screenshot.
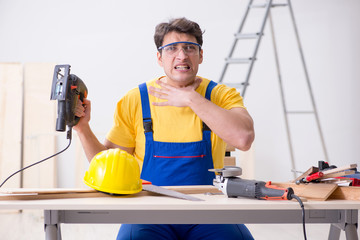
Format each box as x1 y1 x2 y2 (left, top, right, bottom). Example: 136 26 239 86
76 124 107 162
188 93 254 151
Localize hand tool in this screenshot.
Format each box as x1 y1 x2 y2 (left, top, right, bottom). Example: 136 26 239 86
321 164 357 176
318 160 337 171
141 180 204 201
50 64 88 133
209 167 294 200
0 64 87 188
295 163 358 185
296 171 324 184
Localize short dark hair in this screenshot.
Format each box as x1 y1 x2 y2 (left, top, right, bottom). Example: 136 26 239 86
154 17 203 50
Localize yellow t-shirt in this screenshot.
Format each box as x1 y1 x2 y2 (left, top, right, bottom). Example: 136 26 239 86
106 76 245 171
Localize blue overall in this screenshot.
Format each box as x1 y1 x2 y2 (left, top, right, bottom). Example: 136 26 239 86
117 81 254 240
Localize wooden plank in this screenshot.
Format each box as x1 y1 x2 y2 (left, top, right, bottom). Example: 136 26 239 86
75 134 88 188
23 63 57 188
0 63 23 188
321 164 357 176
224 156 236 166
272 182 338 201
1 185 221 195
0 186 221 200
1 188 96 194
320 170 356 179
329 186 360 201
291 166 318 183
237 146 255 179
2 184 358 201
225 144 235 152
0 192 107 201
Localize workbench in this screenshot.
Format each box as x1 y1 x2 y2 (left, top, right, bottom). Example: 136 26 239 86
0 191 359 240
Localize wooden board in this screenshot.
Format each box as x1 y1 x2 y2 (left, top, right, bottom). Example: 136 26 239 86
224 156 236 166
225 144 235 152
321 164 357 176
1 185 221 195
320 170 356 179
237 146 255 179
5 184 360 201
1 188 96 194
291 166 318 183
23 63 57 188
0 192 107 201
0 186 221 201
272 182 338 201
0 63 23 188
74 134 88 188
329 186 360 201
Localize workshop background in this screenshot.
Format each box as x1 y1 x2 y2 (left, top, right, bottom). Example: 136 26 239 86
0 0 359 192
1 0 360 239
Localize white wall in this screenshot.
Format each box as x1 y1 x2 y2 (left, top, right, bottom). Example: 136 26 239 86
1 0 359 185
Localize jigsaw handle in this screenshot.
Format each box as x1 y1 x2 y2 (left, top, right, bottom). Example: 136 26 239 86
67 74 88 128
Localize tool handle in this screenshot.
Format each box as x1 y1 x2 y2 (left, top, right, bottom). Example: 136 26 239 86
257 181 294 200
68 74 88 127
56 100 66 131
305 171 324 181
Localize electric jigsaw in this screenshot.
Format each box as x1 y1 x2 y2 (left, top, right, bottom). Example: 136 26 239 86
210 166 294 200
0 64 87 188
50 64 88 132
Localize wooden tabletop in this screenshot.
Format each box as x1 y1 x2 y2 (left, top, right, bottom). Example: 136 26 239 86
1 189 360 211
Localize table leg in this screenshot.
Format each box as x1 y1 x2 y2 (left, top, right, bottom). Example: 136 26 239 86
328 224 341 240
44 210 62 240
328 210 358 240
345 224 359 240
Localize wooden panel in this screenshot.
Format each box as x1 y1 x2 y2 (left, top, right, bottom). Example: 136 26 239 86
0 63 23 188
224 156 236 166
75 135 88 188
238 146 255 179
329 186 360 201
23 63 57 188
272 182 338 201
0 186 221 200
225 144 235 152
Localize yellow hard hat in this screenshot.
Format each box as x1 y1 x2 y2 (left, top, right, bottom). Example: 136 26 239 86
84 148 142 195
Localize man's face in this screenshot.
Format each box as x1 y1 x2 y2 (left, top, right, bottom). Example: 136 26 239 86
157 31 203 87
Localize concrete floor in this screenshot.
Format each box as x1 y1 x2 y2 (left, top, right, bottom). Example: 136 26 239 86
0 210 356 240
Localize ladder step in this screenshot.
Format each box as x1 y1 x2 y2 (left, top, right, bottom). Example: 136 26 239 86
250 3 288 8
225 58 254 64
234 33 263 39
220 82 249 88
286 111 315 114
271 3 288 8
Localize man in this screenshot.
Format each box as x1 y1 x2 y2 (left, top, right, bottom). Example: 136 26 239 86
74 17 255 240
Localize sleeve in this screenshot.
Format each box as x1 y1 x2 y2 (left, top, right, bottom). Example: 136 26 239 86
211 84 245 110
106 88 139 148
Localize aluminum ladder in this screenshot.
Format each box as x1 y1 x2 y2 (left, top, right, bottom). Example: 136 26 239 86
218 0 329 177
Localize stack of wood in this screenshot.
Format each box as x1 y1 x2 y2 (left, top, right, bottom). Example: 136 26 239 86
293 163 358 186
270 163 360 201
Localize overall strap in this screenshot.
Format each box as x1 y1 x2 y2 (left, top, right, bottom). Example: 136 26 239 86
139 83 153 136
203 80 217 132
205 80 217 101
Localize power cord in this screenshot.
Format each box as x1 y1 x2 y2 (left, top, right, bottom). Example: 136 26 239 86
291 193 307 240
0 128 72 188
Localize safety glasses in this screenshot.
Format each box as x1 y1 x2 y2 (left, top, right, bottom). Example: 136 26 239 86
158 41 201 57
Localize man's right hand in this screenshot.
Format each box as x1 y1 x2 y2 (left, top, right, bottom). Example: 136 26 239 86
73 98 91 132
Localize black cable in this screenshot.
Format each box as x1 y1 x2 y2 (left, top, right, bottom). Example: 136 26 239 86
291 194 307 240
0 129 72 188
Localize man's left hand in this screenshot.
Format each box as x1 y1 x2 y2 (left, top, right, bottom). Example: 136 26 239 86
148 78 202 107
